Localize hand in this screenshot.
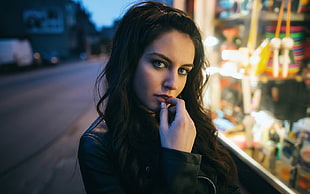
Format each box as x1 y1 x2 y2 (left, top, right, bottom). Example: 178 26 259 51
159 98 196 153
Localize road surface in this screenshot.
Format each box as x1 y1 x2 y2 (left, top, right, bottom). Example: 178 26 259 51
0 58 105 193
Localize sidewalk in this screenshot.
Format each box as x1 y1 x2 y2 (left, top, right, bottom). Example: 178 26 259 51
40 106 98 194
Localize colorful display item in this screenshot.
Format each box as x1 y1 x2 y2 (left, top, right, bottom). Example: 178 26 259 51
265 26 305 77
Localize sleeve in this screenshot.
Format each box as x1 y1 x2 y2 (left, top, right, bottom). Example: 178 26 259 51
159 148 241 194
78 134 125 194
159 148 202 194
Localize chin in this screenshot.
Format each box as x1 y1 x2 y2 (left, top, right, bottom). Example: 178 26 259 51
138 102 157 114
146 102 161 113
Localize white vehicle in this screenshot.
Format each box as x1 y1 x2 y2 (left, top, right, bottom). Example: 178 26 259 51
0 38 33 69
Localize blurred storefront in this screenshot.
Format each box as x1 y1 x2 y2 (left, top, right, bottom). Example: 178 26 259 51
191 0 310 193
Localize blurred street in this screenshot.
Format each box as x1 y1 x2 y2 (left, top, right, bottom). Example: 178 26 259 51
0 58 105 194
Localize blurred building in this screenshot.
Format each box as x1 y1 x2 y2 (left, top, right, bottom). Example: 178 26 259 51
0 0 100 60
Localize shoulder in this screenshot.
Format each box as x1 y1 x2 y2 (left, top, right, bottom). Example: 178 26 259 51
82 117 110 140
78 117 116 181
79 116 112 153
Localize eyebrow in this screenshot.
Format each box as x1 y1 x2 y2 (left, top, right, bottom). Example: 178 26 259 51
146 52 194 67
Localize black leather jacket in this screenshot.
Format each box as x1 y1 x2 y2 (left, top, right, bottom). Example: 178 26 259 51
78 117 241 194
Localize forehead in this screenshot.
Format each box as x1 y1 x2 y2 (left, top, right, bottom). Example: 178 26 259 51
144 30 195 64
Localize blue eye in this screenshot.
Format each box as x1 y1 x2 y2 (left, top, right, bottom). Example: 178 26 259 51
152 60 166 68
178 67 191 75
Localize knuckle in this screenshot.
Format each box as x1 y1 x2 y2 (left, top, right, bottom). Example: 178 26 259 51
178 98 185 105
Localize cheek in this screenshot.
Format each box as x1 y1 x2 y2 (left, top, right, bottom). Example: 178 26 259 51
134 65 153 98
176 78 187 96
135 74 149 95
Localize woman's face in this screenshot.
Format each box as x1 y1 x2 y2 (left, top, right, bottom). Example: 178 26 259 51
133 30 195 112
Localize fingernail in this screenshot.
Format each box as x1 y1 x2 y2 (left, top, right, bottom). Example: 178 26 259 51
161 102 166 109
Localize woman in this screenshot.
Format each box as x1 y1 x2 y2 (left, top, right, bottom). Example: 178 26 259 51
78 1 241 193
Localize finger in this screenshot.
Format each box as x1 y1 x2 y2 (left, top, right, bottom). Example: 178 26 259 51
166 98 185 118
159 102 168 130
168 105 176 114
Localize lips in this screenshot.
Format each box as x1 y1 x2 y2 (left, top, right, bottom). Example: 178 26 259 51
155 94 172 102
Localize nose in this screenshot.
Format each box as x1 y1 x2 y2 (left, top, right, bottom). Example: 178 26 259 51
163 71 178 90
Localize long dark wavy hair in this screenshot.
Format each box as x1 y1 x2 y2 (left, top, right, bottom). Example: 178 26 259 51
96 1 237 193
